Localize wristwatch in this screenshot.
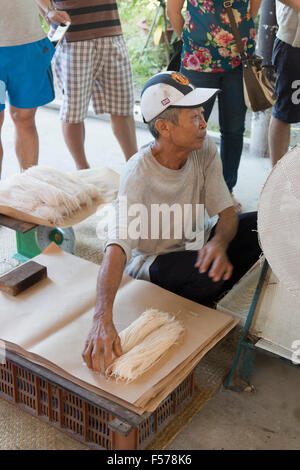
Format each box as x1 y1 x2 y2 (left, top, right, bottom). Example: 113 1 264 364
45 4 55 16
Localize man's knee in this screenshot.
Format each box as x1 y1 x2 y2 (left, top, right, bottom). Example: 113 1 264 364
9 107 37 128
149 250 226 304
178 275 225 305
110 114 133 125
236 212 258 241
236 212 260 253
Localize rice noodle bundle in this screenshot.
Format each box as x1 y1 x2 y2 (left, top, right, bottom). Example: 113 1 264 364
25 166 100 207
108 313 184 383
119 309 176 354
0 166 103 225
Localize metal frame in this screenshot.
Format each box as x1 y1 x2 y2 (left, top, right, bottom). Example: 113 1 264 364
224 259 300 391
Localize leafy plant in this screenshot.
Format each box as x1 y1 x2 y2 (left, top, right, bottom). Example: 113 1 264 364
118 0 171 92
39 15 50 34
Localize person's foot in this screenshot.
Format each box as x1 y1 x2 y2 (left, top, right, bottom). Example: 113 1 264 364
231 194 242 214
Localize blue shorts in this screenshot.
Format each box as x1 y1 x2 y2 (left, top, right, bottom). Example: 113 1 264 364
272 38 300 124
0 37 55 112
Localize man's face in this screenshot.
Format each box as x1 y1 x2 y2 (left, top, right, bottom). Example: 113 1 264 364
168 107 207 152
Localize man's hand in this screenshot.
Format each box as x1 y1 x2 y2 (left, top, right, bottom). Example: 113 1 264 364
82 245 127 374
37 1 71 26
195 239 233 282
47 9 71 26
82 314 123 374
195 206 237 282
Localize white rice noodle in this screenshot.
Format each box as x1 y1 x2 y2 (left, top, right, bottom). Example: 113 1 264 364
119 308 177 354
0 166 103 225
109 316 185 383
25 167 100 206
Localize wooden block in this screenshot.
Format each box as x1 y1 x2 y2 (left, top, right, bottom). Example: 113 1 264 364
0 214 37 233
0 261 47 296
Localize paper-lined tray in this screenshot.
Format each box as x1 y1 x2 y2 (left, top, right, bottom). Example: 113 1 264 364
0 244 238 413
0 167 119 228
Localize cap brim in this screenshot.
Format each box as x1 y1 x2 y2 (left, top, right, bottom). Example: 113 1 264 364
172 87 220 109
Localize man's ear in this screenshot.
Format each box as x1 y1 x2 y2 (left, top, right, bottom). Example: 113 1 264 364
155 118 172 137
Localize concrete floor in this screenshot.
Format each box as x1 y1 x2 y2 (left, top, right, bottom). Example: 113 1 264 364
0 105 271 215
2 107 300 450
169 353 300 450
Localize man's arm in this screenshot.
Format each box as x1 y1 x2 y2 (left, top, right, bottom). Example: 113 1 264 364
250 0 262 18
167 0 185 38
277 0 300 11
195 206 238 282
36 0 71 25
82 244 127 374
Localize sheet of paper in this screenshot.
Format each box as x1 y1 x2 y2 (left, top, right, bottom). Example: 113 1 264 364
29 302 235 405
0 245 237 411
0 244 99 348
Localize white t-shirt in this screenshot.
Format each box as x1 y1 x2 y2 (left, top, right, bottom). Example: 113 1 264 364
0 0 45 47
104 136 233 281
276 0 300 48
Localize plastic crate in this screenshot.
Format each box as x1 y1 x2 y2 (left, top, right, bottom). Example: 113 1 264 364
0 352 195 450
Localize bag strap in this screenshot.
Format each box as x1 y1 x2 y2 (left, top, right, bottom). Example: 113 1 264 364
223 0 247 58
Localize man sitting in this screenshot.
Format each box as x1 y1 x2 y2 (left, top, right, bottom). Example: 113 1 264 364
82 71 261 374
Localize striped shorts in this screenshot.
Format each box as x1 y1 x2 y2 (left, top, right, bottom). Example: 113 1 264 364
53 35 134 123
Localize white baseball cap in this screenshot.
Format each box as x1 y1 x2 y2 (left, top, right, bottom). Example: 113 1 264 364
141 71 219 123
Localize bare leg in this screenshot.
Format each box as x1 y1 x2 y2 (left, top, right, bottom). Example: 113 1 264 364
9 106 38 171
110 114 138 161
268 116 290 167
0 110 4 178
62 121 90 170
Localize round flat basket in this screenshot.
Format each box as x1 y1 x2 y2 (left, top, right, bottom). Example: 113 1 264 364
258 145 300 302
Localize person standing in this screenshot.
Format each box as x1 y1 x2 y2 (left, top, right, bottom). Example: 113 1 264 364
268 0 300 166
167 0 261 213
51 0 138 169
0 0 69 177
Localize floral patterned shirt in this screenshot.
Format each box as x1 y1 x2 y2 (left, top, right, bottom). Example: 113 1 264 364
182 0 256 73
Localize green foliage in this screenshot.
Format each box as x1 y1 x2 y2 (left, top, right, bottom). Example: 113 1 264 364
39 15 50 34
118 0 169 92
128 42 167 91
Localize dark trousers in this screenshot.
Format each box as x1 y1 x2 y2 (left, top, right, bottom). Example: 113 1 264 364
180 65 247 193
149 212 261 306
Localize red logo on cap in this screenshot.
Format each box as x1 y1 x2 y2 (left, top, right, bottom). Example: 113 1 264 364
171 73 189 85
161 97 170 106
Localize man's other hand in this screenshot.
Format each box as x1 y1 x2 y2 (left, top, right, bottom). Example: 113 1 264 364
195 239 233 282
38 5 51 25
47 9 71 26
82 315 123 374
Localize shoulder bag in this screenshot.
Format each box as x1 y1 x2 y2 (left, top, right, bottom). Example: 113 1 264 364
224 0 276 112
